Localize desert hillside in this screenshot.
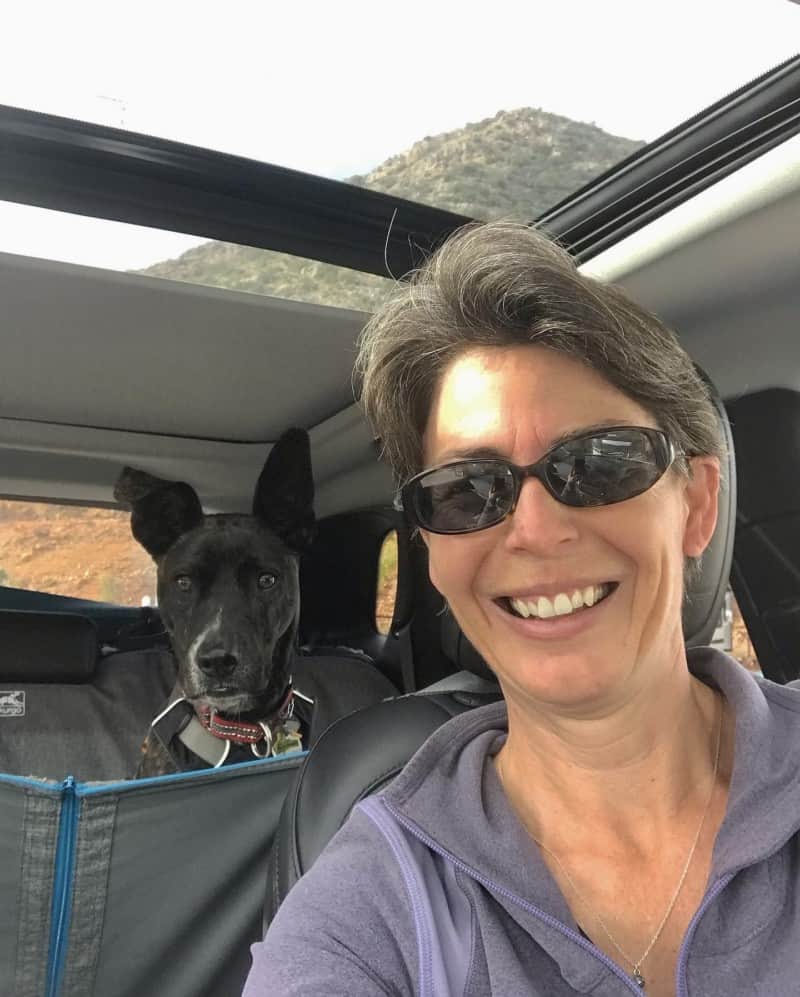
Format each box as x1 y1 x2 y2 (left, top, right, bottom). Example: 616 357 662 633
139 107 644 311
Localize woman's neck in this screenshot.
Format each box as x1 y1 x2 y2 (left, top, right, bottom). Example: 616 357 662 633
496 656 725 855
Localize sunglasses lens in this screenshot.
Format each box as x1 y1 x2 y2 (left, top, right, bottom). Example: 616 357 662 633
408 462 515 533
403 429 673 533
546 429 670 507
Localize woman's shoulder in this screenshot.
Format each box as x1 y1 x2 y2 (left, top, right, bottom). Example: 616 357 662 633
246 801 420 996
692 646 800 716
754 672 800 715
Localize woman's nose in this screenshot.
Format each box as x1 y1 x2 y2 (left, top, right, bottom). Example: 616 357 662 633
502 476 580 552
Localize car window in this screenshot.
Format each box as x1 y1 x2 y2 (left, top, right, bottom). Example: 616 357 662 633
1 4 796 302
0 498 156 605
375 530 398 635
709 588 760 673
730 593 761 673
0 198 394 312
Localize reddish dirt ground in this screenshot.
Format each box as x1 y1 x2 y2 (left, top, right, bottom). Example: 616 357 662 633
0 500 156 606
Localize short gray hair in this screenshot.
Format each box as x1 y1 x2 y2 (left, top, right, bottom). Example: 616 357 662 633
356 221 723 485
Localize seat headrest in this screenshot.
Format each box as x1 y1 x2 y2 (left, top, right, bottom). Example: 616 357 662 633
440 612 495 681
442 374 736 673
683 378 736 646
0 610 98 682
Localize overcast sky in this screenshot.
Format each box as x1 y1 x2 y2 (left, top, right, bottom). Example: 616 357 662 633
1 0 797 270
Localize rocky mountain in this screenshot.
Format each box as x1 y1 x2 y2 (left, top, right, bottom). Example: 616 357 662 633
347 107 642 220
140 108 643 312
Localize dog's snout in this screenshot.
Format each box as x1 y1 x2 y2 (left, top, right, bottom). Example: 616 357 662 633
197 649 239 678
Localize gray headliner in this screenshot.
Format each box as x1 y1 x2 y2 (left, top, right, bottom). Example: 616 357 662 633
0 253 391 516
1 134 798 516
586 133 800 403
0 252 366 440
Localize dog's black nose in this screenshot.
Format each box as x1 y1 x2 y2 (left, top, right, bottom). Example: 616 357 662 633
197 649 239 678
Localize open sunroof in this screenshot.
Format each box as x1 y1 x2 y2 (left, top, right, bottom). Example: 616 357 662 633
0 47 798 310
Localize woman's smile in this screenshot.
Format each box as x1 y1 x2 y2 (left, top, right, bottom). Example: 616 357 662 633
491 580 619 640
501 581 616 619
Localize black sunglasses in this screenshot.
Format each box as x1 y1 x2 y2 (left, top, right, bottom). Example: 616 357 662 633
398 426 679 535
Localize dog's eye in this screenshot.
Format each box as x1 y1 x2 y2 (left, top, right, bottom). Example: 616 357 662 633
175 574 193 592
257 572 277 590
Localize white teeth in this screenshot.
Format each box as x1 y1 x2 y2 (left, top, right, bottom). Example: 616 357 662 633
553 593 573 616
510 584 610 620
537 596 555 618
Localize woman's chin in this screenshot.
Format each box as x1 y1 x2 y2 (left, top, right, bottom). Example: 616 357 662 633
504 654 625 710
477 594 632 707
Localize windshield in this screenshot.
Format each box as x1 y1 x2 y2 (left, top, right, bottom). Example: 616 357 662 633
0 0 797 290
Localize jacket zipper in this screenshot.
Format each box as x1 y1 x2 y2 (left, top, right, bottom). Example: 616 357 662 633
44 775 80 997
675 874 732 997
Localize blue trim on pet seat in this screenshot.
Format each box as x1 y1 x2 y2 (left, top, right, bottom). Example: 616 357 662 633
45 775 80 997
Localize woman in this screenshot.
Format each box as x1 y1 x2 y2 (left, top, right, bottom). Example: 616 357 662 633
244 223 800 996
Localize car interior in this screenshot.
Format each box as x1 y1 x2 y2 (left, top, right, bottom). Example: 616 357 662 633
0 35 798 997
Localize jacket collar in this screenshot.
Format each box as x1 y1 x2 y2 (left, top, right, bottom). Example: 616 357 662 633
692 649 800 877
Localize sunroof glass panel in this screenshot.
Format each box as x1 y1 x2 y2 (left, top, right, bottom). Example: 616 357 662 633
2 1 796 225
0 200 392 312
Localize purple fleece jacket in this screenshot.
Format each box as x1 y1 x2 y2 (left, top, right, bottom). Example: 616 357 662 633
243 649 800 995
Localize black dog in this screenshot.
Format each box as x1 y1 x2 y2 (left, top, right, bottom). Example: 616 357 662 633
114 428 314 777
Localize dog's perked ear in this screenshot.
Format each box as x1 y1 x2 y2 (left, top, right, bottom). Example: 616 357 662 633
252 428 315 553
114 467 204 559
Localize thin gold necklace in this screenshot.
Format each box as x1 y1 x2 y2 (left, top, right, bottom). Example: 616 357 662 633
501 694 722 991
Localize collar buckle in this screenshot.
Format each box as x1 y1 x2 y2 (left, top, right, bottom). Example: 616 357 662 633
251 722 274 758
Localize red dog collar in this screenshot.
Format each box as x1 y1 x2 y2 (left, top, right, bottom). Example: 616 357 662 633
197 684 295 753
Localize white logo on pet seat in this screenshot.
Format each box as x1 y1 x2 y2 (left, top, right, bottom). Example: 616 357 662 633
0 691 25 717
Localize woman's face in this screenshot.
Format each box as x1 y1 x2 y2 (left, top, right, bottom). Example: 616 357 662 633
421 345 719 713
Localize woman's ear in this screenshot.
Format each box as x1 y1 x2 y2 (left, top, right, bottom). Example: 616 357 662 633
682 456 721 557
